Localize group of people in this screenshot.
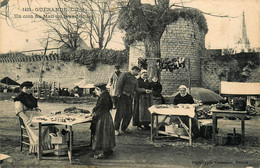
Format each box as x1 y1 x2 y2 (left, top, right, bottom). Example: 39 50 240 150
109 65 165 135
14 65 197 160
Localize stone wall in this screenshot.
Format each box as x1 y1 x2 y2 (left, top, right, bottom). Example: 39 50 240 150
0 58 128 86
201 51 260 93
129 18 206 95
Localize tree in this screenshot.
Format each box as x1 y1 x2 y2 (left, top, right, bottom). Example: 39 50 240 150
25 0 84 52
118 0 209 79
73 0 119 50
26 0 119 51
0 0 13 26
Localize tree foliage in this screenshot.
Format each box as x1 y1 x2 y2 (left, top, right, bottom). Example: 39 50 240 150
118 3 208 45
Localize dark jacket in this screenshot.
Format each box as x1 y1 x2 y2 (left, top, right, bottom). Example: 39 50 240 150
137 78 151 90
116 72 145 97
14 92 38 109
92 91 113 119
173 93 194 105
150 81 162 97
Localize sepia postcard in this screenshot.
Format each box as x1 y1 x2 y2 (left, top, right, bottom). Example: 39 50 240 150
0 0 259 167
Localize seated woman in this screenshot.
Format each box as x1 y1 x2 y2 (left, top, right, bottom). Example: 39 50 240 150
14 81 56 154
172 85 199 138
174 85 194 105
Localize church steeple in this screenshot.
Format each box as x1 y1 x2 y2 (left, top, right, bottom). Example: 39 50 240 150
235 11 250 52
241 11 250 47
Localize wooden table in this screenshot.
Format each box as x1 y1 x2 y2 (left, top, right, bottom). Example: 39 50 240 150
32 115 92 163
148 105 196 145
210 107 246 145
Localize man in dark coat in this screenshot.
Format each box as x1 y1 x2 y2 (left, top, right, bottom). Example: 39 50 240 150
91 83 115 159
114 66 148 136
133 70 153 130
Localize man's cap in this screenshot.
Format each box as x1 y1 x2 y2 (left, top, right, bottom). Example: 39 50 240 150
131 66 141 71
141 69 148 74
179 85 187 90
114 65 120 69
20 81 33 88
94 82 107 88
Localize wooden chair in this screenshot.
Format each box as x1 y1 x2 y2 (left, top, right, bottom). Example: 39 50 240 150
18 117 30 151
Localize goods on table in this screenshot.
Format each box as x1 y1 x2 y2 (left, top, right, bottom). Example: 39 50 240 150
216 103 231 110
64 107 90 114
33 107 92 123
155 104 193 109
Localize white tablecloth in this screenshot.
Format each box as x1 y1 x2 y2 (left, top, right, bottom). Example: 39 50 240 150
32 114 92 126
148 105 196 118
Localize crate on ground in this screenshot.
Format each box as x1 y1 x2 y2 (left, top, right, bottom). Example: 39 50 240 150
165 124 188 136
50 132 67 144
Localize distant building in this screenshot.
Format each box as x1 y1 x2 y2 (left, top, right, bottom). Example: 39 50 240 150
59 37 90 54
223 11 260 55
234 11 250 53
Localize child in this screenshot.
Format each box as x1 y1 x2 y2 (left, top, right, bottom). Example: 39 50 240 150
90 82 116 159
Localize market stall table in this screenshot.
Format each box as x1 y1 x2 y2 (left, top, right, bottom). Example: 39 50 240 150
148 104 196 145
210 107 246 145
32 113 92 163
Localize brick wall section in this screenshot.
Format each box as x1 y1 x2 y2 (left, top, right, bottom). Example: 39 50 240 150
0 60 128 85
129 18 206 95
129 42 146 70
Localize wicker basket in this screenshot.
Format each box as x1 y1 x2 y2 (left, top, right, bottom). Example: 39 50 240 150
215 134 228 146
165 125 178 134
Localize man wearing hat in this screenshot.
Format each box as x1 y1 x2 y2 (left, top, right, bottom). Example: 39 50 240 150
108 65 121 109
114 66 149 135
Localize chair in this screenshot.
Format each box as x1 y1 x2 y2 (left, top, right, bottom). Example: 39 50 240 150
18 117 30 151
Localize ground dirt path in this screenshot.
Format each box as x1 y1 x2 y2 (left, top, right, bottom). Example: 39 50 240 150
0 100 259 168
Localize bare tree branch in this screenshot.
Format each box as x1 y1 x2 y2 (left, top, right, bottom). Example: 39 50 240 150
0 0 9 8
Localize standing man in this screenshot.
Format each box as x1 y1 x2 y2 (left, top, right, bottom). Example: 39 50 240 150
108 65 121 109
114 66 148 136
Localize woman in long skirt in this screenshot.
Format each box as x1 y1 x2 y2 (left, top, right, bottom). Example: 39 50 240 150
14 81 56 154
91 83 116 159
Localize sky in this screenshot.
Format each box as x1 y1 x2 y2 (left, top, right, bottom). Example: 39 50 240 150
0 0 259 53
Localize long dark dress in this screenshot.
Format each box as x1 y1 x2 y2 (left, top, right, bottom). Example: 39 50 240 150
133 78 153 127
91 91 116 151
172 93 199 138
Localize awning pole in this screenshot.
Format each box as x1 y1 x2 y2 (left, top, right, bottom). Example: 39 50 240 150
188 57 191 94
